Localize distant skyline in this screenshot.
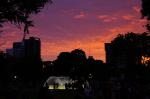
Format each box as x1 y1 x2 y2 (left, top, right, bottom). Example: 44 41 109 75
0 0 147 61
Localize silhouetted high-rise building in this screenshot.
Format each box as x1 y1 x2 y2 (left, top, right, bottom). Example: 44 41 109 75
24 37 41 60
12 37 41 59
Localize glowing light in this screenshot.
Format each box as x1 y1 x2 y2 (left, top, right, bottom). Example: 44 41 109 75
141 56 150 66
57 85 66 90
48 85 66 90
48 85 54 89
44 76 76 90
14 75 17 79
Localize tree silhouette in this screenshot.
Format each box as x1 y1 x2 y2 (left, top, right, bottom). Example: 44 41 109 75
141 0 150 19
141 0 150 31
71 49 87 77
53 52 73 75
53 49 87 77
111 32 150 66
0 0 52 34
105 32 150 99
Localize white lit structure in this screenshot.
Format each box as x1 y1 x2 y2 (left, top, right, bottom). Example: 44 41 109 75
43 76 74 90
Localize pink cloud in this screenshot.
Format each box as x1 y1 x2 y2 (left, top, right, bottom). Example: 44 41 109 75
103 17 118 22
107 19 146 41
97 15 118 23
73 11 86 19
97 15 108 19
122 15 135 20
133 6 141 13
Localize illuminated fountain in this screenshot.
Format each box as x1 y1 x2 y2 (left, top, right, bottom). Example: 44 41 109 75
43 76 75 90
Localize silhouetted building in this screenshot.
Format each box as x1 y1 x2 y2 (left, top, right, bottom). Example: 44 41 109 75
7 37 41 59
24 37 41 60
6 48 14 56
13 42 25 58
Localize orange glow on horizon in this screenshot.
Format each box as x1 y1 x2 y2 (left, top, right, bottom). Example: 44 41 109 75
41 38 106 61
0 0 147 62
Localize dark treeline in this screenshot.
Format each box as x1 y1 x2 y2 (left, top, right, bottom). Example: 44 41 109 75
43 49 104 79
0 32 150 99
104 32 150 99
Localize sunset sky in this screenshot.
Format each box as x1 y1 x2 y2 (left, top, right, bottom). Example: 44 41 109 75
0 0 147 62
